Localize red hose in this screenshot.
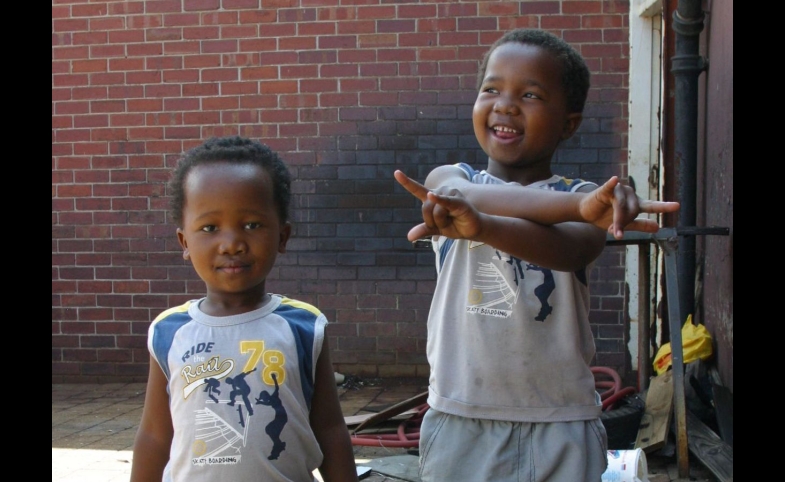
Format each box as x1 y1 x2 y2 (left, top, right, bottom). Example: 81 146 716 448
600 386 637 411
350 404 426 448
349 368 636 447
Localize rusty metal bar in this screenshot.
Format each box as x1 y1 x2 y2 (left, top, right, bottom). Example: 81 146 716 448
660 236 690 477
637 242 651 392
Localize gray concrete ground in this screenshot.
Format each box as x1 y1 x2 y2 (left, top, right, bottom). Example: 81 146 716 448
52 380 717 482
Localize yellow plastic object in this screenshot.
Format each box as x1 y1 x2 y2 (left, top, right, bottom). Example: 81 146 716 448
653 315 713 375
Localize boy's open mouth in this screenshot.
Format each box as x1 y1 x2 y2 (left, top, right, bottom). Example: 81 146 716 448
491 125 521 140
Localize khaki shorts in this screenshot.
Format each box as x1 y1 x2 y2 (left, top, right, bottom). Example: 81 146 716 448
418 408 608 482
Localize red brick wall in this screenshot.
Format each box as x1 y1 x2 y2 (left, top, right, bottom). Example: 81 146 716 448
52 0 631 383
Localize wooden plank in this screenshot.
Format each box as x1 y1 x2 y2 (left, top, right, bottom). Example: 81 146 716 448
344 409 418 427
351 391 428 434
686 409 733 482
635 370 673 452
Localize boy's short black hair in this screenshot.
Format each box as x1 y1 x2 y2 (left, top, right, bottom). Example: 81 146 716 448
169 136 292 226
477 28 591 114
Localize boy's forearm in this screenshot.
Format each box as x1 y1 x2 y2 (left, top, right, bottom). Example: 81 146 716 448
130 432 169 482
316 423 359 482
459 184 586 225
474 214 606 271
131 358 173 482
424 166 586 225
311 397 357 481
310 340 359 482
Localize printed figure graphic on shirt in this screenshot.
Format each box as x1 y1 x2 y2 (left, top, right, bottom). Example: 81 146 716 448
525 264 555 321
256 372 288 460
497 248 527 287
189 359 250 464
469 248 562 323
188 352 286 465
203 377 221 403
469 243 543 319
496 252 557 322
468 247 519 317
227 367 257 420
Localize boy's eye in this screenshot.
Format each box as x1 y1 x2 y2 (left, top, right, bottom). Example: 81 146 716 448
245 222 261 230
200 225 217 233
523 92 541 100
483 87 499 94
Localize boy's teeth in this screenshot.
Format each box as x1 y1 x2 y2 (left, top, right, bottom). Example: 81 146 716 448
494 126 518 133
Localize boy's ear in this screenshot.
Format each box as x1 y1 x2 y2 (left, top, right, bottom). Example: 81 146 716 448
278 222 292 254
561 112 583 140
176 228 190 261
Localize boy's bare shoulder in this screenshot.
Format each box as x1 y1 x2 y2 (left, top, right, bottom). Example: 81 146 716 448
425 164 471 188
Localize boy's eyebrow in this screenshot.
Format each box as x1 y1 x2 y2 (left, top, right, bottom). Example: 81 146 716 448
191 207 270 221
481 75 546 90
191 209 221 221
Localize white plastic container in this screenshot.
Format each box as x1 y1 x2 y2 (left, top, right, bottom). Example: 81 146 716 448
601 449 649 482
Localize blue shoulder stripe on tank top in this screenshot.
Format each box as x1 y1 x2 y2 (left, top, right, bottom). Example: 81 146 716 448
275 303 317 410
151 311 192 381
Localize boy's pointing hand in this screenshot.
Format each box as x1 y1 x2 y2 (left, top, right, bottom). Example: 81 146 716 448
395 170 482 242
394 170 429 202
582 176 681 240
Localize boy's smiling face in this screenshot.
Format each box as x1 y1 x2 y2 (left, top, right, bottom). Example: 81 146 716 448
176 162 290 314
473 42 582 184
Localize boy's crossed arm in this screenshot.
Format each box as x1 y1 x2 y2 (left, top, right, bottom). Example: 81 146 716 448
393 168 680 271
394 168 679 241
399 175 604 270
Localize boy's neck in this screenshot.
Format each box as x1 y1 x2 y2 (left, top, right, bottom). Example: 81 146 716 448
199 292 272 317
485 160 554 187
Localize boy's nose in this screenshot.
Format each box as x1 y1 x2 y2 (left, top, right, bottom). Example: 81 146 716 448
219 232 248 254
493 97 519 115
